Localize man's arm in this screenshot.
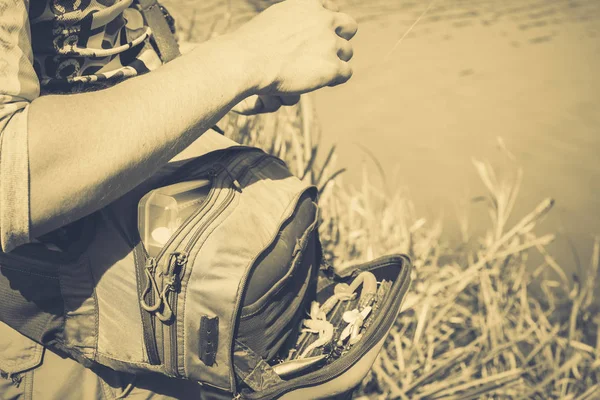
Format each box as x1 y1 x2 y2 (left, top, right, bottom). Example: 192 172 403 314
6 0 357 247
28 36 258 238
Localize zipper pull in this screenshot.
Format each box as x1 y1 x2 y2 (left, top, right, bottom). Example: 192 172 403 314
156 284 175 322
175 251 188 267
156 252 187 323
166 251 188 290
231 179 243 193
140 258 162 312
219 163 243 193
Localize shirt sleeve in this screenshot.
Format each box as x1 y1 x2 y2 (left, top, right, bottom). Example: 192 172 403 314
0 0 40 252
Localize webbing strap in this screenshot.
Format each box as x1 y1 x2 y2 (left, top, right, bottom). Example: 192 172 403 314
138 0 181 63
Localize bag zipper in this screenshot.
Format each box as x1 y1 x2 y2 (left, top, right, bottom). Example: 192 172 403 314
161 153 271 375
135 248 162 365
162 184 236 375
137 151 271 373
135 154 236 367
240 256 412 400
136 165 222 366
159 251 188 374
146 149 267 265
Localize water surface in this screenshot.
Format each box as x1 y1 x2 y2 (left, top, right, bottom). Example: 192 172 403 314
311 0 600 281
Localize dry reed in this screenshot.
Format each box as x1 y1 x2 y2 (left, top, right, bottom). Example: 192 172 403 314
223 96 600 399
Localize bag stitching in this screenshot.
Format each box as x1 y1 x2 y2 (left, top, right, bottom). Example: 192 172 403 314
0 264 59 279
131 246 144 364
95 352 162 368
88 255 100 361
24 367 33 400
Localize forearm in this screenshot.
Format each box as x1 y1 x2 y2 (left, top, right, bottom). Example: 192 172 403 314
28 35 258 238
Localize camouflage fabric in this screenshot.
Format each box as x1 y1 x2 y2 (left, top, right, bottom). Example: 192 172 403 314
30 0 163 94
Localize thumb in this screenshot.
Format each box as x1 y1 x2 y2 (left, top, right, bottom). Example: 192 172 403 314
232 95 284 115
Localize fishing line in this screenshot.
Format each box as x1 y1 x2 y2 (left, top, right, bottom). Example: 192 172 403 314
349 0 439 190
382 0 437 63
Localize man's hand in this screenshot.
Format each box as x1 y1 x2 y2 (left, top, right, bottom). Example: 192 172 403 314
187 0 357 115
228 0 358 98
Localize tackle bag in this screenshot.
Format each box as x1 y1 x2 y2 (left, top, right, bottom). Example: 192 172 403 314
0 133 412 399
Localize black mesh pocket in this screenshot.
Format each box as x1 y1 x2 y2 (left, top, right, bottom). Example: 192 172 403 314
236 194 319 361
0 260 64 345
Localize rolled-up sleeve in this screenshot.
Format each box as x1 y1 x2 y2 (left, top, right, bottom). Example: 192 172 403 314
0 0 40 252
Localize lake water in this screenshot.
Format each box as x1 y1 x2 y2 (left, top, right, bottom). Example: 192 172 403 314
310 0 600 283
166 0 600 284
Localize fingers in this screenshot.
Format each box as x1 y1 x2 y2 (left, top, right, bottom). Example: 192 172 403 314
279 95 301 106
327 9 355 84
231 95 265 115
337 39 353 62
232 95 300 115
333 12 358 41
329 61 353 87
321 0 358 40
231 95 279 115
257 95 300 113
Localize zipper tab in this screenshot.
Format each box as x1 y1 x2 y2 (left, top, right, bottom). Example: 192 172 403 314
156 252 187 323
140 258 161 312
231 179 243 193
156 284 175 322
134 245 161 365
216 163 243 193
175 251 188 266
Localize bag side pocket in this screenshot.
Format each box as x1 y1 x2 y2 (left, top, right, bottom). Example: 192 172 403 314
237 195 320 361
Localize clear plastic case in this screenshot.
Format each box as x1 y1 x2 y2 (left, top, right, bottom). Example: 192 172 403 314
138 179 212 257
